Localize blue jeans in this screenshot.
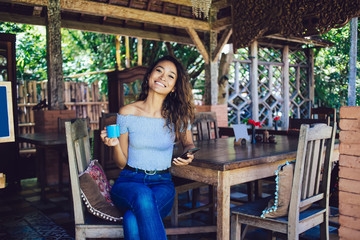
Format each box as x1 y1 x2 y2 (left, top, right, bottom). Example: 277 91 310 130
111 169 175 240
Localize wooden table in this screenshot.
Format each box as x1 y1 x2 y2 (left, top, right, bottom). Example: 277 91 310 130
171 135 300 240
18 133 66 201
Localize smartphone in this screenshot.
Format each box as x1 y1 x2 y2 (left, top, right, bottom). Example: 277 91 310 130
179 147 200 159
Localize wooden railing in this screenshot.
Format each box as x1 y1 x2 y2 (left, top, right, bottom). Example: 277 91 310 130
17 80 109 152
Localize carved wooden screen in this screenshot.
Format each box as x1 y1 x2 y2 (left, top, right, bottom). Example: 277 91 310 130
289 49 311 119
257 46 284 127
228 48 251 125
227 45 312 127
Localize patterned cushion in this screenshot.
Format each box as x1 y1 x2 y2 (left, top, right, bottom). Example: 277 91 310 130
261 161 311 218
79 160 122 222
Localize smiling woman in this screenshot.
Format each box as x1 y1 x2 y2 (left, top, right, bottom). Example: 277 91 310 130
100 55 197 240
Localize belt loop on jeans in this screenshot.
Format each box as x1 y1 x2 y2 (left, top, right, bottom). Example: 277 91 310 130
124 165 170 175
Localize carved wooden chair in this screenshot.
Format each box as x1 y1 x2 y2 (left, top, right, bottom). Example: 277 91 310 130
230 123 337 240
65 119 124 239
192 112 219 141
311 107 336 126
57 117 89 192
288 118 328 130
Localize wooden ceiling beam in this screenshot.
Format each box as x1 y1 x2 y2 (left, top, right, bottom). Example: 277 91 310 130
212 0 230 10
186 27 209 64
0 0 48 6
212 27 232 62
265 34 332 47
211 16 231 32
0 11 194 45
61 0 211 31
3 0 210 31
0 11 46 25
63 20 193 45
161 0 192 7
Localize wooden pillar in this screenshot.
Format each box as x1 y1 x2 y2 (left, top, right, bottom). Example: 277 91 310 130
249 41 258 122
204 30 218 105
308 48 315 114
46 0 64 110
125 36 130 68
282 45 290 129
203 8 219 106
348 17 358 106
115 35 122 70
234 61 241 123
137 38 143 66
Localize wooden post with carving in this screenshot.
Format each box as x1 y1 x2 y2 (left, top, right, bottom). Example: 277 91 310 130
282 45 290 129
46 0 64 110
249 41 258 122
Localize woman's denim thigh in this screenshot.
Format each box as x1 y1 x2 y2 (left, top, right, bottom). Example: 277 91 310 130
110 169 175 240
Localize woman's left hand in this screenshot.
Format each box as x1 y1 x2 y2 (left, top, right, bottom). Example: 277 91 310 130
172 153 194 166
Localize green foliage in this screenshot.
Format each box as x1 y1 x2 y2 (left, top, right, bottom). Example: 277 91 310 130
0 23 47 81
0 22 205 99
314 21 360 108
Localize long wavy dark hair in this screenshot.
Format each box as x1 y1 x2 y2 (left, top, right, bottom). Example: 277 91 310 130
138 55 195 141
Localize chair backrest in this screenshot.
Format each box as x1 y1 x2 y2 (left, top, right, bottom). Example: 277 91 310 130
58 117 90 134
99 112 118 130
192 112 219 141
288 123 336 225
288 118 328 130
99 112 117 165
65 119 92 224
98 112 120 179
311 107 336 126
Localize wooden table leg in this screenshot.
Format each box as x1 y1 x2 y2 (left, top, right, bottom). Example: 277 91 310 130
37 146 47 201
217 171 231 240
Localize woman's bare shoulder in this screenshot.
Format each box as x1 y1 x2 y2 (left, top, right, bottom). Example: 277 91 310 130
118 101 143 115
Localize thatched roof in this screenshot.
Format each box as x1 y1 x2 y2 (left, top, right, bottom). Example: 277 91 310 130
231 0 360 49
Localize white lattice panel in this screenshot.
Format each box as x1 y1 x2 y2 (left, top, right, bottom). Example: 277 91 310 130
228 45 311 127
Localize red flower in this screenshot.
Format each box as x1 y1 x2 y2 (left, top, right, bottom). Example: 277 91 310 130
274 116 281 121
248 119 264 127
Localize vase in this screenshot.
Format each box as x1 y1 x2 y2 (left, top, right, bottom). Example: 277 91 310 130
251 125 256 144
275 122 278 131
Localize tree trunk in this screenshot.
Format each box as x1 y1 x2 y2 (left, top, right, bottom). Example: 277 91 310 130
46 0 64 110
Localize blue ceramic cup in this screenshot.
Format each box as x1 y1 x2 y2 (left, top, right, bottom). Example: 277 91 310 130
106 124 120 138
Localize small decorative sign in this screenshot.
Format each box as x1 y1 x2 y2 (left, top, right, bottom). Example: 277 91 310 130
233 124 250 142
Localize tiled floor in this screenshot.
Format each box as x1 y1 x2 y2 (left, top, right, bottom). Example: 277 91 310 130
0 179 74 239
0 178 338 240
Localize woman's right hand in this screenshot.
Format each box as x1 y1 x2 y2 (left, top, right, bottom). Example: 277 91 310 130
100 127 119 147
